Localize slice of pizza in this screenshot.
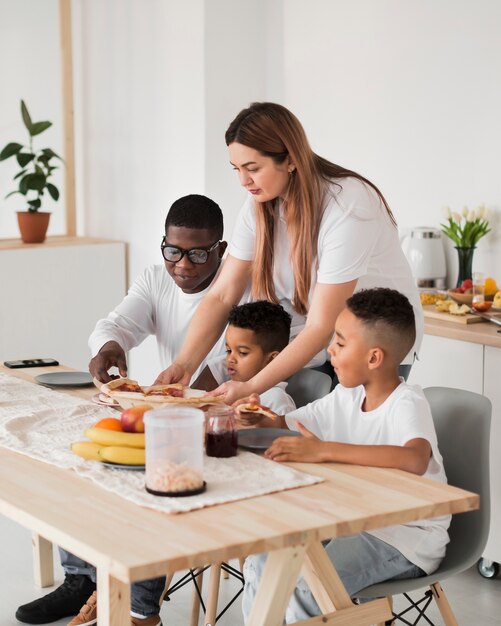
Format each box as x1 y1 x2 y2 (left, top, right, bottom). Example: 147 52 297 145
143 383 185 399
101 378 146 400
235 402 278 420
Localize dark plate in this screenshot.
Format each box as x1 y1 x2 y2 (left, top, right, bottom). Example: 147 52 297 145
237 428 299 451
101 462 145 471
35 372 94 388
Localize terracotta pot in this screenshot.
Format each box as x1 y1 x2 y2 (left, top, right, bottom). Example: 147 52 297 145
16 211 51 244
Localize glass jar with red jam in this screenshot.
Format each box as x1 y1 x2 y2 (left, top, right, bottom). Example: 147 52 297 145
205 406 238 458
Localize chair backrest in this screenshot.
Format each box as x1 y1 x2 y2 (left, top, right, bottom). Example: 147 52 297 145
423 386 491 574
285 368 332 408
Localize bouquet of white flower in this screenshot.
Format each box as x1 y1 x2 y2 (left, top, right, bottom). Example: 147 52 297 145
440 205 490 248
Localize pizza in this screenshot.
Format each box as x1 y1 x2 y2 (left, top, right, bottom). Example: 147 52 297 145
100 378 225 406
235 402 278 420
100 378 145 400
144 383 184 398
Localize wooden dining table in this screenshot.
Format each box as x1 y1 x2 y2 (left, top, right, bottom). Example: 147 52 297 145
0 364 479 626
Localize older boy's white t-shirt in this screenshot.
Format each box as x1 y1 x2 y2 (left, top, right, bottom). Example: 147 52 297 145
285 382 451 574
228 178 423 364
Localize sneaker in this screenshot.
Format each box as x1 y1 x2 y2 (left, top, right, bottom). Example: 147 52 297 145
15 574 96 624
67 591 97 626
131 617 162 626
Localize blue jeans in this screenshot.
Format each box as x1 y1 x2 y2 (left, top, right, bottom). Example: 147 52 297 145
59 548 165 617
241 532 424 624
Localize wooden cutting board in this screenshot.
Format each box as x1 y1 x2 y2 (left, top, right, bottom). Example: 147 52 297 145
422 305 484 325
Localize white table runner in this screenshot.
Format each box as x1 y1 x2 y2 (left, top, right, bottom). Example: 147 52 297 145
0 373 322 514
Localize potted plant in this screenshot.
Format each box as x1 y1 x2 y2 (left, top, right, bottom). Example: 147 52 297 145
0 100 61 243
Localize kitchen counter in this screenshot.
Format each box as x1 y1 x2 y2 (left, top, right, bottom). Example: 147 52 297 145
424 315 501 348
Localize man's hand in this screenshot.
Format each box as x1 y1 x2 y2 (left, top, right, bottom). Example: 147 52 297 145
89 341 127 383
264 421 325 462
154 363 192 386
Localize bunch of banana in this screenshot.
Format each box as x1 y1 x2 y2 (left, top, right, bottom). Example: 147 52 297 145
71 428 145 465
494 291 501 308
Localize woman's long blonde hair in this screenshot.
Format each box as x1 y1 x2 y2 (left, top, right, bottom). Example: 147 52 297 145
225 102 396 315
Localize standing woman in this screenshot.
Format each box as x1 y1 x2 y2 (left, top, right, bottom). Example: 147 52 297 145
157 102 422 402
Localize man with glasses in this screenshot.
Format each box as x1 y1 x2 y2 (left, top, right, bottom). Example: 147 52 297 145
15 195 230 626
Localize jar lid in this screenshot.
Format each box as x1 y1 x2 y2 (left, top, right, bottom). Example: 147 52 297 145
144 406 204 428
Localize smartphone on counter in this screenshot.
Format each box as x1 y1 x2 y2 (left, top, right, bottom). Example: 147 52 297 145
4 358 60 369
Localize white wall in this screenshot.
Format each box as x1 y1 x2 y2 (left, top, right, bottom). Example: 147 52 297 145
280 0 501 284
3 0 500 379
0 0 65 238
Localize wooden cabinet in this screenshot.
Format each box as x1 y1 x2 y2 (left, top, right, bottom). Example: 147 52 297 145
0 237 126 371
483 346 501 564
408 334 483 393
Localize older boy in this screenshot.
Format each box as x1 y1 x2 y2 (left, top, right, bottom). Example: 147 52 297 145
238 288 450 623
16 195 229 626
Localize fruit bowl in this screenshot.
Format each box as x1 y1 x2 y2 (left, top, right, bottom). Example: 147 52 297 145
447 290 494 306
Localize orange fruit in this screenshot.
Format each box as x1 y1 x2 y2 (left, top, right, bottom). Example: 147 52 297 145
484 277 498 296
93 417 123 431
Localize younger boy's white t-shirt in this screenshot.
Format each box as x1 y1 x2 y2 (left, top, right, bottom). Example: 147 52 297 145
285 382 451 574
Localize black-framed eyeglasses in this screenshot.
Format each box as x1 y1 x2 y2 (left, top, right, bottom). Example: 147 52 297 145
160 237 221 264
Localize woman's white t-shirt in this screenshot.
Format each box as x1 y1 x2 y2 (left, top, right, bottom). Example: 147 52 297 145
285 382 451 574
228 178 423 364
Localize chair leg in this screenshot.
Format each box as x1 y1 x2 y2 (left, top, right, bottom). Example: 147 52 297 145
204 563 222 626
431 582 458 626
190 568 205 626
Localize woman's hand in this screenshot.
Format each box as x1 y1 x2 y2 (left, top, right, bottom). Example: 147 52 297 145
154 363 192 386
211 380 255 405
265 421 325 462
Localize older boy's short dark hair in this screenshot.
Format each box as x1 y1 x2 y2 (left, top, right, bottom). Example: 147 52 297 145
228 301 292 353
165 194 224 240
346 288 416 363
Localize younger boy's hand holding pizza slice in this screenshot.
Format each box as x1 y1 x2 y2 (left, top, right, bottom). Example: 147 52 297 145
234 393 286 429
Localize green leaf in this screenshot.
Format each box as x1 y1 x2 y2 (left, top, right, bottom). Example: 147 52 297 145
5 190 20 199
41 148 61 160
16 152 35 167
47 183 59 201
24 173 46 191
27 198 41 210
30 121 52 137
18 175 29 194
13 169 27 180
21 100 32 131
0 142 23 160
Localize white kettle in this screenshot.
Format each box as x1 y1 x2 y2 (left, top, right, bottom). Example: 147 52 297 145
400 227 446 289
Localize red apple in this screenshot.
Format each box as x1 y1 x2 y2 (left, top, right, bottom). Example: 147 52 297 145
120 404 152 433
460 279 473 291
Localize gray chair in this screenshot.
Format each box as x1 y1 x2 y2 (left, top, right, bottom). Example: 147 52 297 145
356 386 492 626
286 368 333 408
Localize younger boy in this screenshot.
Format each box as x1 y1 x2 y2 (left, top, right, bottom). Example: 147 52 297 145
238 288 451 623
206 300 296 415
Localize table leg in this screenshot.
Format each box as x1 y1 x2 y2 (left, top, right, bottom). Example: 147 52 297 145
297 540 392 626
246 544 307 626
96 569 130 626
32 533 54 588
